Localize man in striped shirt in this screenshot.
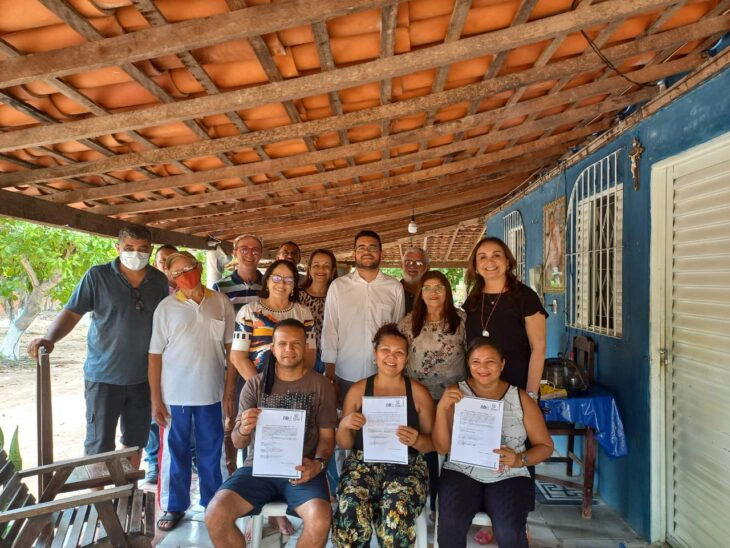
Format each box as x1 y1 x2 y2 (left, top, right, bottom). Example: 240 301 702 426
213 234 264 313
213 234 264 472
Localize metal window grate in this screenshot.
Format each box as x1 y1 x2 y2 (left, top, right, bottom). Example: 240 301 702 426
503 210 526 283
566 149 623 337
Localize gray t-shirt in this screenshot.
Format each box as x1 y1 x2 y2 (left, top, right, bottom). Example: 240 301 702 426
65 259 168 385
237 370 338 467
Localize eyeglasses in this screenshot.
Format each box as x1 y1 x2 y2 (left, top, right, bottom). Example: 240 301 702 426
270 275 295 285
170 262 199 279
422 284 445 293
355 245 380 253
235 246 261 256
404 260 425 267
131 288 145 311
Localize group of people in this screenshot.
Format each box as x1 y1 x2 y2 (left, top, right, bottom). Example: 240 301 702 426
27 225 553 548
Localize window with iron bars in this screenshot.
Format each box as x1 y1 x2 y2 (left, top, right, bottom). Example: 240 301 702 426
567 150 623 337
503 210 526 283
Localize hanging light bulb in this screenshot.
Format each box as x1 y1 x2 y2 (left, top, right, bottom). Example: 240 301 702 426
407 209 418 234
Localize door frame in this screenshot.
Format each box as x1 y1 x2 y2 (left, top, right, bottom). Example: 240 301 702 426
648 130 730 543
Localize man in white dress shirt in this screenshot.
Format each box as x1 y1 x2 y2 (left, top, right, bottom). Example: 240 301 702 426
321 230 405 405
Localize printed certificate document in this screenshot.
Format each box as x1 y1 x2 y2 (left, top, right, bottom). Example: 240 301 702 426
252 408 306 478
449 396 504 470
362 396 408 464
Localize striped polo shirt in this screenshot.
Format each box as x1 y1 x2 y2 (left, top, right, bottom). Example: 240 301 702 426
212 270 263 312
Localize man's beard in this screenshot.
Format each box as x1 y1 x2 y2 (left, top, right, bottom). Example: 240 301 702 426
356 258 380 270
402 272 422 284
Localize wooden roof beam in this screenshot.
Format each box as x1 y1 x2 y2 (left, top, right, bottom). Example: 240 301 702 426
0 0 686 152
421 0 536 169
267 202 492 251
87 119 611 216
36 0 211 196
412 0 473 171
1 52 697 191
124 149 568 226
179 170 532 233
0 0 395 88
311 20 360 184
0 189 222 250
379 3 399 163
132 0 259 189
206 179 514 241
225 0 327 188
39 89 648 204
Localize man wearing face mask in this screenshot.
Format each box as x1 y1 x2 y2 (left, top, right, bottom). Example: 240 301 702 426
149 251 236 531
28 226 168 468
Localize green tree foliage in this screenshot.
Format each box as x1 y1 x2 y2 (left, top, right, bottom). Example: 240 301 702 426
8 427 22 471
0 219 117 308
381 267 466 305
0 219 117 360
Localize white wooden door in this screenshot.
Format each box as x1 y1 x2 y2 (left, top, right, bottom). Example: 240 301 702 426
660 134 730 547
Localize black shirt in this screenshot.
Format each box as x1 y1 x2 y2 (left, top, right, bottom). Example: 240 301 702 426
464 283 548 389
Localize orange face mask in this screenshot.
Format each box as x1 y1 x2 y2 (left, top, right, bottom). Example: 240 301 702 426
176 269 201 290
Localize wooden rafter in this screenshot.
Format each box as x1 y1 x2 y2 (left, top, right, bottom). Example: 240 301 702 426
1 51 696 189
0 0 395 88
38 88 650 203
86 120 610 216
0 0 725 258
0 0 687 152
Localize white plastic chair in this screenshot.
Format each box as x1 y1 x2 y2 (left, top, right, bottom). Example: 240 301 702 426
432 509 492 547
248 501 289 548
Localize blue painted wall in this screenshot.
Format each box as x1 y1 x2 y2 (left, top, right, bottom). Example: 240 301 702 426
485 65 730 538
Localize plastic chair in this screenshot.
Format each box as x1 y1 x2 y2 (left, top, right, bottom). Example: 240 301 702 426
248 501 289 548
432 508 492 547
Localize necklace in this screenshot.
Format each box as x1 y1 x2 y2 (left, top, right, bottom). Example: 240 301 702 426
260 299 294 313
480 286 505 337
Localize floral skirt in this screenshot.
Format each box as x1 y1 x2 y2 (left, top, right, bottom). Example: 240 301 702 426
331 450 428 548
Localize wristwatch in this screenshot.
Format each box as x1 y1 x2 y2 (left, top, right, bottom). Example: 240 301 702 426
520 453 529 467
313 457 326 473
527 391 538 401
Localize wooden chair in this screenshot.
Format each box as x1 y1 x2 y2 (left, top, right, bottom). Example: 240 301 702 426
0 447 154 547
538 335 597 518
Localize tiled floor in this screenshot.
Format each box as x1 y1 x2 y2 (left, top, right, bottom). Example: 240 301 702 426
151 464 654 547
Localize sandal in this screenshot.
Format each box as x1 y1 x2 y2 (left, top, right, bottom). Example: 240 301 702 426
474 527 494 545
157 511 184 531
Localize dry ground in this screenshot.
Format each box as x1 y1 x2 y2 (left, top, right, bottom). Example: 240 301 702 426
0 312 92 494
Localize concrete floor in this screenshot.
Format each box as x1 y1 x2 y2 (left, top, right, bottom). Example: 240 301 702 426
150 463 653 548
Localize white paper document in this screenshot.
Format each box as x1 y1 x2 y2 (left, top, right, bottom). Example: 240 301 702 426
252 408 306 479
362 396 408 464
449 396 504 470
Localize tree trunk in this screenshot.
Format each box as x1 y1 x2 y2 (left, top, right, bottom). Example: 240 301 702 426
1 272 62 361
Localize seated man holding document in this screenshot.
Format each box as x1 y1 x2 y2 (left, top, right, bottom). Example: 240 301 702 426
205 319 337 548
432 337 553 548
332 324 435 547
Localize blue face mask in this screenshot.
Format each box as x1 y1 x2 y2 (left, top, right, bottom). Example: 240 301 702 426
119 251 150 271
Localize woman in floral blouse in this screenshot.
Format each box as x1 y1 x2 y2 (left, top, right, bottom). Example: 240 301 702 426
398 270 467 517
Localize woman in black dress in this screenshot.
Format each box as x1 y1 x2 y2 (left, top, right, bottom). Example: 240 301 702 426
463 236 548 544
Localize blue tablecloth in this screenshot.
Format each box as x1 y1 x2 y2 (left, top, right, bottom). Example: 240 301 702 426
540 384 628 458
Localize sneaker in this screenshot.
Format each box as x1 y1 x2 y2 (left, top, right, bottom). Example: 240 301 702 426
145 464 158 484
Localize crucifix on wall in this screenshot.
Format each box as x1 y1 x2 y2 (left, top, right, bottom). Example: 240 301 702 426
629 138 645 191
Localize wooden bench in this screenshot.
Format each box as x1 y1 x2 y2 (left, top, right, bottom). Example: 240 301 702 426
0 448 154 547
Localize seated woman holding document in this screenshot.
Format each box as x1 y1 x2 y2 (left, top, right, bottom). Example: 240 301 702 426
433 337 553 548
332 323 435 547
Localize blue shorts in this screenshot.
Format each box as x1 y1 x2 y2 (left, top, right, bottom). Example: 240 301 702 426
219 467 329 517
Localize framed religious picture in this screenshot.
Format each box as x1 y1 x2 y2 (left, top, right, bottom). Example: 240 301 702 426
543 197 566 292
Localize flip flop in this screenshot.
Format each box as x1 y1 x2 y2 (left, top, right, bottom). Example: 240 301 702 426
473 527 494 545
157 511 184 532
